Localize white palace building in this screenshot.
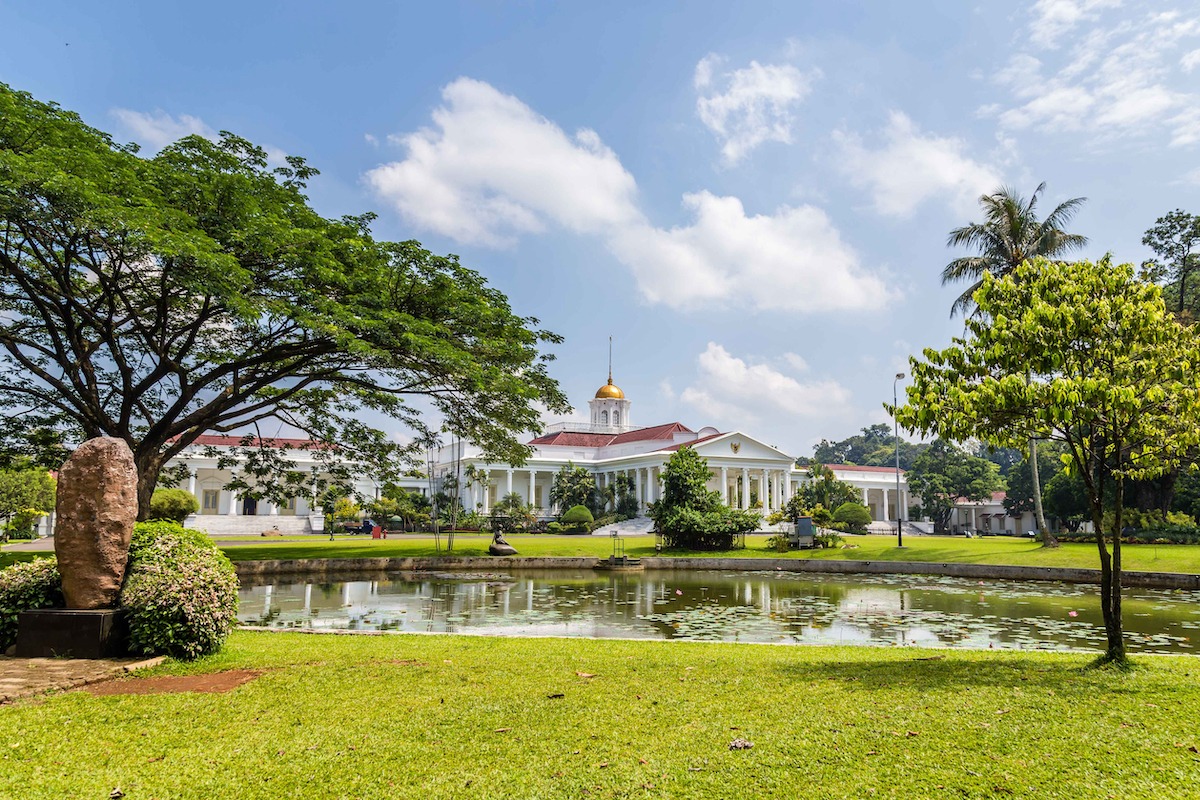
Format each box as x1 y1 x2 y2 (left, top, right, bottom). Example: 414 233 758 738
426 376 916 529
135 373 1037 537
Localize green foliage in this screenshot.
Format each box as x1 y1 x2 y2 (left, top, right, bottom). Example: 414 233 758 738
148 488 199 523
810 504 833 528
1001 447 1060 515
332 498 361 522
490 492 536 534
0 558 62 650
812 424 927 470
1043 470 1090 532
797 462 861 512
546 522 563 533
650 446 759 550
814 530 844 549
832 502 872 532
941 182 1088 317
550 463 601 517
1140 208 1200 317
897 256 1200 662
0 466 55 542
120 523 238 660
0 83 569 519
905 439 1004 534
559 504 594 532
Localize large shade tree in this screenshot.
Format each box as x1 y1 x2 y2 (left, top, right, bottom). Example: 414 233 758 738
897 257 1200 663
904 439 1003 534
942 183 1088 547
0 84 569 517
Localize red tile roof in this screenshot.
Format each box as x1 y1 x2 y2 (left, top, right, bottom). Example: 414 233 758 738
825 463 906 474
660 431 728 451
529 422 694 448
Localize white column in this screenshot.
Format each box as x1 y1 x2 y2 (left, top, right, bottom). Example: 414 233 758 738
227 491 238 516
506 469 513 498
969 507 976 531
884 489 892 521
862 487 870 507
482 476 491 513
784 472 791 506
269 500 279 516
187 471 196 497
741 468 749 510
634 468 643 514
760 470 769 511
720 467 728 505
528 470 536 506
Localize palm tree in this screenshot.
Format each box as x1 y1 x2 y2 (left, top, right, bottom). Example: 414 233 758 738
942 182 1088 316
942 183 1088 548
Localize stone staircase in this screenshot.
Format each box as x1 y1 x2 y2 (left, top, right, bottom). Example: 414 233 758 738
185 515 320 536
591 516 655 536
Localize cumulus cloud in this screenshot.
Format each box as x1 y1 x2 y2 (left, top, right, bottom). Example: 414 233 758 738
680 343 852 428
366 78 890 313
365 78 640 248
110 109 217 152
693 54 821 164
835 111 1003 218
608 192 887 311
987 5 1200 148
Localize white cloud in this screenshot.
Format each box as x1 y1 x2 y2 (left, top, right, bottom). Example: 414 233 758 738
365 78 640 248
110 109 217 152
694 54 820 164
782 352 809 372
990 5 1200 148
680 343 852 428
609 192 888 312
1028 0 1123 49
367 78 890 313
835 111 1004 218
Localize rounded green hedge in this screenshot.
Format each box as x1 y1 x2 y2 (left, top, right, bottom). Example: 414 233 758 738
148 488 200 523
832 502 872 531
120 521 239 660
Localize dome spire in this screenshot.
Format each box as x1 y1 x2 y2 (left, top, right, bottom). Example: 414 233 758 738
608 335 613 385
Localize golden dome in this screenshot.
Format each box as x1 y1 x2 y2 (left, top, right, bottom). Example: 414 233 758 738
595 381 625 399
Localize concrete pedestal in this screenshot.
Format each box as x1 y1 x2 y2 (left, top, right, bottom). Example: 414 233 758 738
15 609 129 659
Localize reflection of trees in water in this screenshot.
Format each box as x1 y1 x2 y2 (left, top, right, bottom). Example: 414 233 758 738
236 571 1200 653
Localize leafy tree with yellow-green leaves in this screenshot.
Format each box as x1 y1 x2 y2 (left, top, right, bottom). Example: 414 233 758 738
896 257 1200 664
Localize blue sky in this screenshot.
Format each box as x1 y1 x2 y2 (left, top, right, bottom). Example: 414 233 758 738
3 0 1199 457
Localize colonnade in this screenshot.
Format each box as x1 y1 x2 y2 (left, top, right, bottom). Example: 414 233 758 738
716 466 793 513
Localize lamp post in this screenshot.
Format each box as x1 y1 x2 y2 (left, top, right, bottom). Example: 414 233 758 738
894 372 905 548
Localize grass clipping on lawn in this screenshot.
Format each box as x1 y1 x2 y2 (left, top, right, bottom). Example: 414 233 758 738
2 631 1199 799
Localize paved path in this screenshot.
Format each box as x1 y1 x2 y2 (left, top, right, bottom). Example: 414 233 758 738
0 655 164 705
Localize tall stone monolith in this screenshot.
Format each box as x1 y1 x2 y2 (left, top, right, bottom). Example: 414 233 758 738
54 437 139 609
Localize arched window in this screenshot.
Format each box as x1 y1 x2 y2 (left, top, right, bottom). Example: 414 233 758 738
601 410 609 424
613 411 621 426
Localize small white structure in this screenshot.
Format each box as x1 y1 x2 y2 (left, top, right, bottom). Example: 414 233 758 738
949 491 1036 536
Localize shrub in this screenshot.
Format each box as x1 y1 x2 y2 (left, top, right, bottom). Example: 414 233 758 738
546 522 564 533
560 504 594 532
4 523 38 540
833 502 872 533
765 534 790 553
815 530 844 549
0 558 63 651
120 523 238 660
149 488 199 523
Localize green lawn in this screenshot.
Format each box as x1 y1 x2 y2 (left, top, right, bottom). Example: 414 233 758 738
2 631 1198 799
221 533 1200 574
6 533 1200 573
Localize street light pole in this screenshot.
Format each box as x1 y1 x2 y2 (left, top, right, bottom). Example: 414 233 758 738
894 372 905 548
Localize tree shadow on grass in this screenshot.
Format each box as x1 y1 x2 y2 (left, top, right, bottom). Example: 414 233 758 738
772 650 1132 693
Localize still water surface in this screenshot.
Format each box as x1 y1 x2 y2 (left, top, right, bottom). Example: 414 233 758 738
238 569 1200 654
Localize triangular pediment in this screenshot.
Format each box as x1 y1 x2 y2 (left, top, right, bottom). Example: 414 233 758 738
664 431 793 463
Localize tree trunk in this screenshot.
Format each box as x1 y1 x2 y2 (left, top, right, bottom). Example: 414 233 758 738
133 448 166 522
1029 438 1057 547
1100 478 1126 663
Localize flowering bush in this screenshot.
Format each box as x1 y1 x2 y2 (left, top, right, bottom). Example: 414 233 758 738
120 522 239 660
0 558 63 651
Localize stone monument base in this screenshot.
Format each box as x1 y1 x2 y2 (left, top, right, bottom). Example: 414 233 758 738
15 609 129 659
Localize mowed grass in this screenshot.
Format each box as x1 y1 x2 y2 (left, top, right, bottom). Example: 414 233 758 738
220 533 1200 574
2 631 1199 799
6 533 1200 573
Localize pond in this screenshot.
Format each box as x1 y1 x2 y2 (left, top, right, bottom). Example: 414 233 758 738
238 569 1200 654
